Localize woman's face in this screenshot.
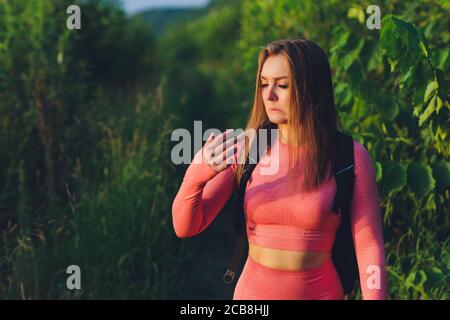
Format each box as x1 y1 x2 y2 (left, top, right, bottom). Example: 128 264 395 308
260 54 291 124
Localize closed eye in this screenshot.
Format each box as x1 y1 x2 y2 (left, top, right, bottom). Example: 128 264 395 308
260 84 289 88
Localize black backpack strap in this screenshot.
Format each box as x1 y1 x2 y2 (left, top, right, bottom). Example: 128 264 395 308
331 131 359 294
223 120 276 284
331 131 355 215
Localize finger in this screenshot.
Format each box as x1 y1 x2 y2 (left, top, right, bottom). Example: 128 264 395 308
211 134 245 156
223 143 239 164
224 138 247 166
204 132 216 147
210 142 237 166
208 128 236 149
211 132 246 157
224 154 238 166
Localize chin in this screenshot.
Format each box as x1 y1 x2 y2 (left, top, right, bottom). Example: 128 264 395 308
267 115 287 124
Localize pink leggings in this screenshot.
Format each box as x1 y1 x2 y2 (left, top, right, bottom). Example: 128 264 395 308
233 255 345 300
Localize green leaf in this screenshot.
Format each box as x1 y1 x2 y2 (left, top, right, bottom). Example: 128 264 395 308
334 82 347 95
339 38 365 71
372 138 385 160
436 124 448 140
431 161 450 192
436 96 443 114
424 190 437 211
412 104 423 117
380 15 427 73
334 82 353 107
330 26 351 53
388 58 398 72
424 81 438 103
412 82 427 107
424 267 446 289
405 271 416 289
399 64 417 89
433 48 449 70
419 95 437 126
351 95 368 118
347 62 365 89
407 162 436 198
378 96 400 122
347 6 365 24
419 41 428 58
367 43 383 72
416 270 427 286
406 270 427 289
374 161 383 182
382 162 408 195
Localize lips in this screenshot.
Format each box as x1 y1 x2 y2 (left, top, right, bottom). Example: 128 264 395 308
270 108 283 112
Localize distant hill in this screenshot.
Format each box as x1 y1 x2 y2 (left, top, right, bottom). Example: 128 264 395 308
134 8 208 37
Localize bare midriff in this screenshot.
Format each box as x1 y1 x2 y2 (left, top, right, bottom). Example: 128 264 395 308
249 243 332 271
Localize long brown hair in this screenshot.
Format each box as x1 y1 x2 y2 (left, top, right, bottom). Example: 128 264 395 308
236 39 338 193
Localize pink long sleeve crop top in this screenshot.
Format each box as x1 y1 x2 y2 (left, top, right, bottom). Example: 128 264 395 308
172 133 388 299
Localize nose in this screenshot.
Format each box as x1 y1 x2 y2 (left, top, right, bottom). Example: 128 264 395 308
268 85 278 101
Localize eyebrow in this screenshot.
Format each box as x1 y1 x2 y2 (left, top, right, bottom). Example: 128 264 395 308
260 75 289 80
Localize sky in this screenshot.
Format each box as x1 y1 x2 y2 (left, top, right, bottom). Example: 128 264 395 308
121 0 211 14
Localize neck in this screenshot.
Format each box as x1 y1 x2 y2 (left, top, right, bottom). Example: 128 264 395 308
277 123 304 147
278 123 290 144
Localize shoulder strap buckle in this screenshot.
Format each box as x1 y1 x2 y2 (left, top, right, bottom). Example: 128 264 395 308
223 269 235 284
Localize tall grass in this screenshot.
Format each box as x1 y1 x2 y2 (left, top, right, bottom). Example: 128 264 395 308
0 88 191 299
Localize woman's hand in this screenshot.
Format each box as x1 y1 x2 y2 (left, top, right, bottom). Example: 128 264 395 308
202 129 247 173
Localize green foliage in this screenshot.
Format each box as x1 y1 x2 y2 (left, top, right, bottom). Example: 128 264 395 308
237 0 449 299
432 161 450 192
382 162 408 195
380 14 427 73
0 0 183 299
407 163 436 199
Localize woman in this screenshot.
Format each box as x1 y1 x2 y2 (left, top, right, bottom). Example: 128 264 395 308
172 39 388 300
